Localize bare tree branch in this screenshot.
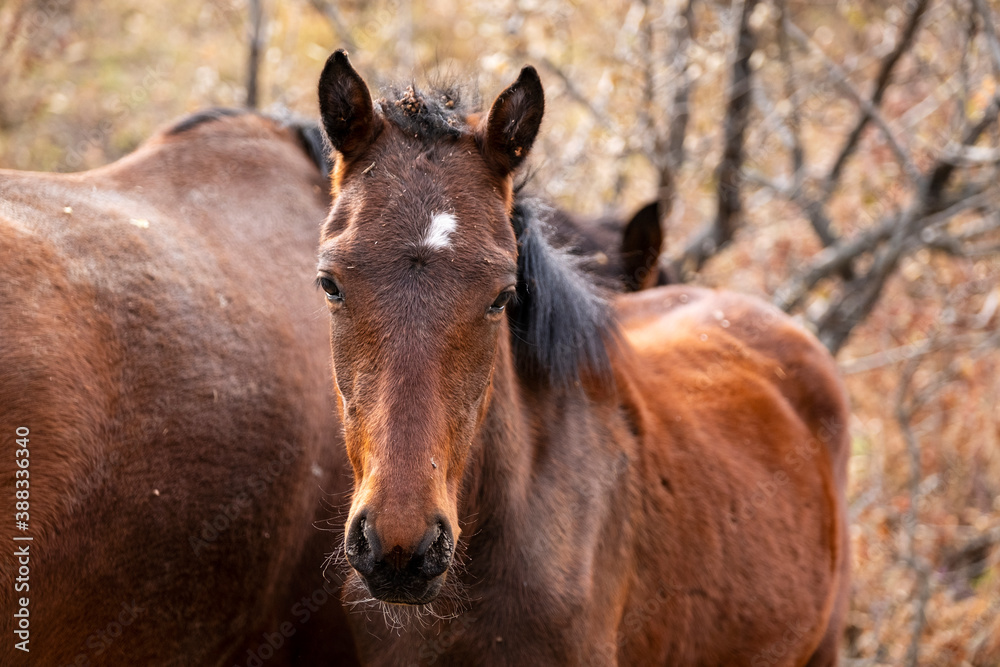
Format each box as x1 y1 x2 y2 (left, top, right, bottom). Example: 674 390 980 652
785 20 923 188
649 0 696 226
826 0 931 195
536 56 614 132
924 96 1000 204
672 0 757 279
775 0 803 188
666 0 696 172
814 97 1000 353
889 316 1000 665
841 329 1000 374
773 214 899 312
921 208 1000 256
898 389 930 667
638 0 657 145
774 189 992 313
815 190 994 354
711 0 757 249
308 0 358 55
772 59 1000 325
763 0 930 259
245 0 265 109
638 0 670 216
970 0 1000 74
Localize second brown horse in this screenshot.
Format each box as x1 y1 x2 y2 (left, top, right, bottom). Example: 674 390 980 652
0 109 357 666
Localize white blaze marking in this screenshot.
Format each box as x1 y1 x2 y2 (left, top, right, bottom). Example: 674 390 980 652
422 212 457 250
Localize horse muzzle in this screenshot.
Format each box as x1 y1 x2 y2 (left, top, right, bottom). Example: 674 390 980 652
345 511 455 604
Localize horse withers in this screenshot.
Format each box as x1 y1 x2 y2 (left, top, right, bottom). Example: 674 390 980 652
0 110 356 665
315 51 849 666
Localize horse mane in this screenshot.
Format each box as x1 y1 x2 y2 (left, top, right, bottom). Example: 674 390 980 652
507 197 617 388
163 106 333 177
290 119 333 177
164 107 247 135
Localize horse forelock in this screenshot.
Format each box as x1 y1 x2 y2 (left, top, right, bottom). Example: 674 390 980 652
294 121 334 177
378 81 476 143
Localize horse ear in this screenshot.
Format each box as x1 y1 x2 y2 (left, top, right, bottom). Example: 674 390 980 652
318 50 377 161
479 66 544 176
620 200 663 291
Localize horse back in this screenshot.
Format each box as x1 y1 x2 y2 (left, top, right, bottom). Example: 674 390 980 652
617 285 849 470
613 285 849 666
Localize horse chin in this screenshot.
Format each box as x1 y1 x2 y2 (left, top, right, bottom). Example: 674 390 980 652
359 570 447 606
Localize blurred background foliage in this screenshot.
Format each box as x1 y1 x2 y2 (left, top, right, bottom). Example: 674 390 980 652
2 0 999 663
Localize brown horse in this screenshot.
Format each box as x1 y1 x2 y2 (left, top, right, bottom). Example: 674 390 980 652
0 109 358 665
316 51 849 666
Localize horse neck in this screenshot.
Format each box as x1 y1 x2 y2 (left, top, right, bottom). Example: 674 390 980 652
457 327 633 549
459 330 534 534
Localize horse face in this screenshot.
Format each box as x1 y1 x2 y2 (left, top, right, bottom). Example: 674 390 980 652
316 52 543 604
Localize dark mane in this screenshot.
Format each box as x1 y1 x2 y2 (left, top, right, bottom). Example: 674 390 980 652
163 106 333 177
289 119 333 177
378 83 474 142
165 107 248 135
507 197 617 387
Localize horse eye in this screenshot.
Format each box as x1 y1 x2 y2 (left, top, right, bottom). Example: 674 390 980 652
318 277 344 304
488 290 514 316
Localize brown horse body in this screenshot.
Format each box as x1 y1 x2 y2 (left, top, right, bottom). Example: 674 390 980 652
315 53 848 666
0 112 357 665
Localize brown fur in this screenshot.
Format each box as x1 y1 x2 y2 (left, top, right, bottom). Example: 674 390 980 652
316 52 849 666
0 112 357 665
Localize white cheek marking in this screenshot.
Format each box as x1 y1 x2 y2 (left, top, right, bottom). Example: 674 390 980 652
422 212 458 250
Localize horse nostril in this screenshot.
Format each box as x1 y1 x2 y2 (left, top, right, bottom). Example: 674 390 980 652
345 513 376 577
419 521 454 579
